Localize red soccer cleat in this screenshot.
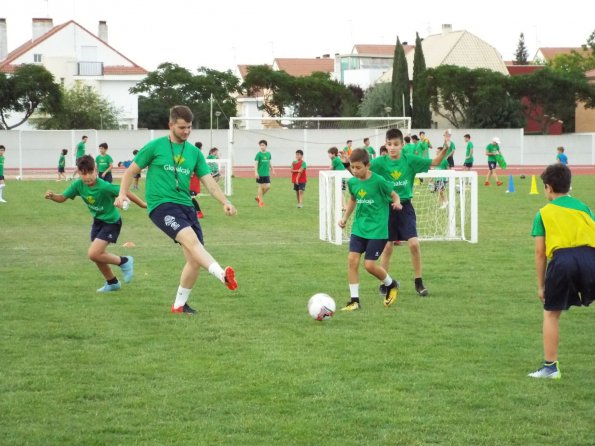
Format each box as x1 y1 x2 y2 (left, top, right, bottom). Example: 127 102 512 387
224 266 238 290
197 211 204 219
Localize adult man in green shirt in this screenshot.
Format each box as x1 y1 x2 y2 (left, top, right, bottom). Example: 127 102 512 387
116 105 238 315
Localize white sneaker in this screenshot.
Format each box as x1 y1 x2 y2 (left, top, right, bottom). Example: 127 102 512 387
439 201 448 209
0 198 6 203
528 362 561 379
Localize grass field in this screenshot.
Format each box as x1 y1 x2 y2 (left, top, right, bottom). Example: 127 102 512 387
1 174 594 445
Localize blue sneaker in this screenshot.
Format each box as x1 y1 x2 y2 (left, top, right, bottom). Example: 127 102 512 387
120 256 134 284
528 361 561 379
97 282 121 292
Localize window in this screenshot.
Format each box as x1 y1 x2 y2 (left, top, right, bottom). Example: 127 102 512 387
33 53 42 63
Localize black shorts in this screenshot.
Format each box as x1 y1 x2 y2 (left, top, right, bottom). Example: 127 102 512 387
58 167 65 173
433 179 448 192
544 246 595 311
293 182 306 191
0 175 4 181
91 218 122 243
98 171 113 183
447 156 455 168
349 234 387 260
488 161 497 170
149 202 204 244
134 173 141 179
388 200 417 242
256 176 271 184
463 162 473 168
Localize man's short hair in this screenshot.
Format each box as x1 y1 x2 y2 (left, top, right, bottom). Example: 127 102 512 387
170 105 194 123
76 154 95 173
349 148 370 165
386 128 404 142
541 163 571 194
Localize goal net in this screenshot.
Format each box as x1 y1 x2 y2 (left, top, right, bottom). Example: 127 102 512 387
319 169 478 245
197 158 233 196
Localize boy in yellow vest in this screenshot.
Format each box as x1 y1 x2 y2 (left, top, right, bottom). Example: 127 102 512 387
528 163 595 379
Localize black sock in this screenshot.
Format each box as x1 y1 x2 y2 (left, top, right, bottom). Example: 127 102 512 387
544 360 557 367
388 280 397 289
351 297 360 303
107 277 119 285
192 197 201 212
119 256 128 266
415 277 423 287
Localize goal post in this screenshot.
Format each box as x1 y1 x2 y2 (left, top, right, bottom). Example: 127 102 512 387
197 158 233 196
319 169 478 245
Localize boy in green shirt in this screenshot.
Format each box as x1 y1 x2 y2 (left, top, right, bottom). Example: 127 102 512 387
463 134 474 170
0 145 6 202
528 163 595 379
363 137 376 159
45 155 146 292
96 143 114 183
485 137 504 186
254 139 274 207
58 149 67 181
71 135 88 180
339 148 401 311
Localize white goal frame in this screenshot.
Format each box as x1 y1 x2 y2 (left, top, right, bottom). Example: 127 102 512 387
197 158 233 196
319 169 478 245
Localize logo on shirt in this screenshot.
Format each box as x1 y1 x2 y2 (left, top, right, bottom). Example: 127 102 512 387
390 171 402 180
86 196 96 205
164 215 180 231
357 190 367 198
173 154 185 165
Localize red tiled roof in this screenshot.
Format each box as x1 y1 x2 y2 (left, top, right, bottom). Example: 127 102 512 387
103 66 147 75
537 47 590 61
353 44 415 56
506 64 544 76
0 20 147 75
273 58 333 77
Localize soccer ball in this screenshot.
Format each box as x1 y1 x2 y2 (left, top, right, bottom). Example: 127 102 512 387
307 293 336 321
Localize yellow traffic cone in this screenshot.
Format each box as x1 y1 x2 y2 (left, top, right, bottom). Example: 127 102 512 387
530 175 539 195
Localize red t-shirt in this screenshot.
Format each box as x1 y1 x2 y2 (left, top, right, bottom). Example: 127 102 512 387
291 160 307 183
189 173 201 194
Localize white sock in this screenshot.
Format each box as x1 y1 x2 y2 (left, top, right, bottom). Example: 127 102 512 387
382 275 394 286
349 283 359 298
174 286 191 308
208 262 225 282
0 184 4 199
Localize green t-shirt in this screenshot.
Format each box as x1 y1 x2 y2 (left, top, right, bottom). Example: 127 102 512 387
58 154 65 169
62 178 121 224
486 143 500 162
76 141 86 158
419 139 431 159
347 172 394 240
445 141 455 158
331 156 345 171
364 146 376 158
402 143 417 157
134 136 211 214
255 151 272 176
95 154 113 173
207 154 219 174
465 141 474 163
0 154 4 176
370 152 431 201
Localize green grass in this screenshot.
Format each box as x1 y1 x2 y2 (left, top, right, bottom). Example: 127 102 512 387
1 175 594 445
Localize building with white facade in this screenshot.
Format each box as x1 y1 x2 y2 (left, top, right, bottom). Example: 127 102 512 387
0 18 147 129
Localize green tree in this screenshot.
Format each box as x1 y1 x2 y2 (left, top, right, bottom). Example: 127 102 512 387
33 83 120 130
515 33 529 65
411 32 432 128
131 63 241 129
0 64 62 130
243 65 359 118
391 36 411 117
548 29 595 75
358 82 392 117
425 65 524 128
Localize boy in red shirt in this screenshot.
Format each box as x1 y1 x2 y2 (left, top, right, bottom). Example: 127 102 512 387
291 149 307 208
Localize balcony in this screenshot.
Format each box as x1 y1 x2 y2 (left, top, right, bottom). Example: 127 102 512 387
77 61 104 76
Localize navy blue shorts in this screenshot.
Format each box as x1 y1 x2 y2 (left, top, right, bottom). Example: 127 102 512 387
0 175 4 180
388 200 417 242
463 162 473 168
149 202 204 244
544 246 595 311
488 161 497 170
256 176 271 184
447 156 455 168
58 167 65 173
91 218 122 244
293 182 306 191
349 234 387 260
98 171 113 183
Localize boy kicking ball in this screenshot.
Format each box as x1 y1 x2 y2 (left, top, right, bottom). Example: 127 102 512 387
338 148 402 311
528 163 595 379
45 155 146 292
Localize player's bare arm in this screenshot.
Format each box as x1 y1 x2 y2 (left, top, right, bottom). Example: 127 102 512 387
115 162 141 208
201 173 237 216
339 197 356 228
534 236 547 302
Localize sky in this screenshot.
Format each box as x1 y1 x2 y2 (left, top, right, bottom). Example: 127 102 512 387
2 0 594 73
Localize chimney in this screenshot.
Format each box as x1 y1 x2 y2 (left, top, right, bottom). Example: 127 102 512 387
32 18 53 40
98 20 108 42
442 24 452 34
0 18 7 61
322 54 330 58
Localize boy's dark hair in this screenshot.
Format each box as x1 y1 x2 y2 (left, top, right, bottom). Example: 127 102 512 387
404 136 411 143
346 139 352 144
379 145 387 154
436 146 444 151
76 154 95 173
541 163 571 194
133 149 139 155
195 141 203 150
99 142 108 150
209 147 219 155
419 131 425 136
170 105 193 123
557 146 564 152
386 128 404 142
464 134 471 139
411 135 419 141
328 146 339 156
82 135 88 140
296 149 304 156
258 139 268 146
349 148 370 165
363 137 369 144
0 145 6 150
61 149 68 155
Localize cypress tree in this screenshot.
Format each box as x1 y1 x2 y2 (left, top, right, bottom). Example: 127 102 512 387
391 36 411 117
412 32 432 128
515 33 529 65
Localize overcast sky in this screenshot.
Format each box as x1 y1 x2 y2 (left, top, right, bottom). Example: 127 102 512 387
3 0 594 73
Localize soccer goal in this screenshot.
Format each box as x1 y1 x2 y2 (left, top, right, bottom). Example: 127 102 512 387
197 158 233 196
319 169 478 245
